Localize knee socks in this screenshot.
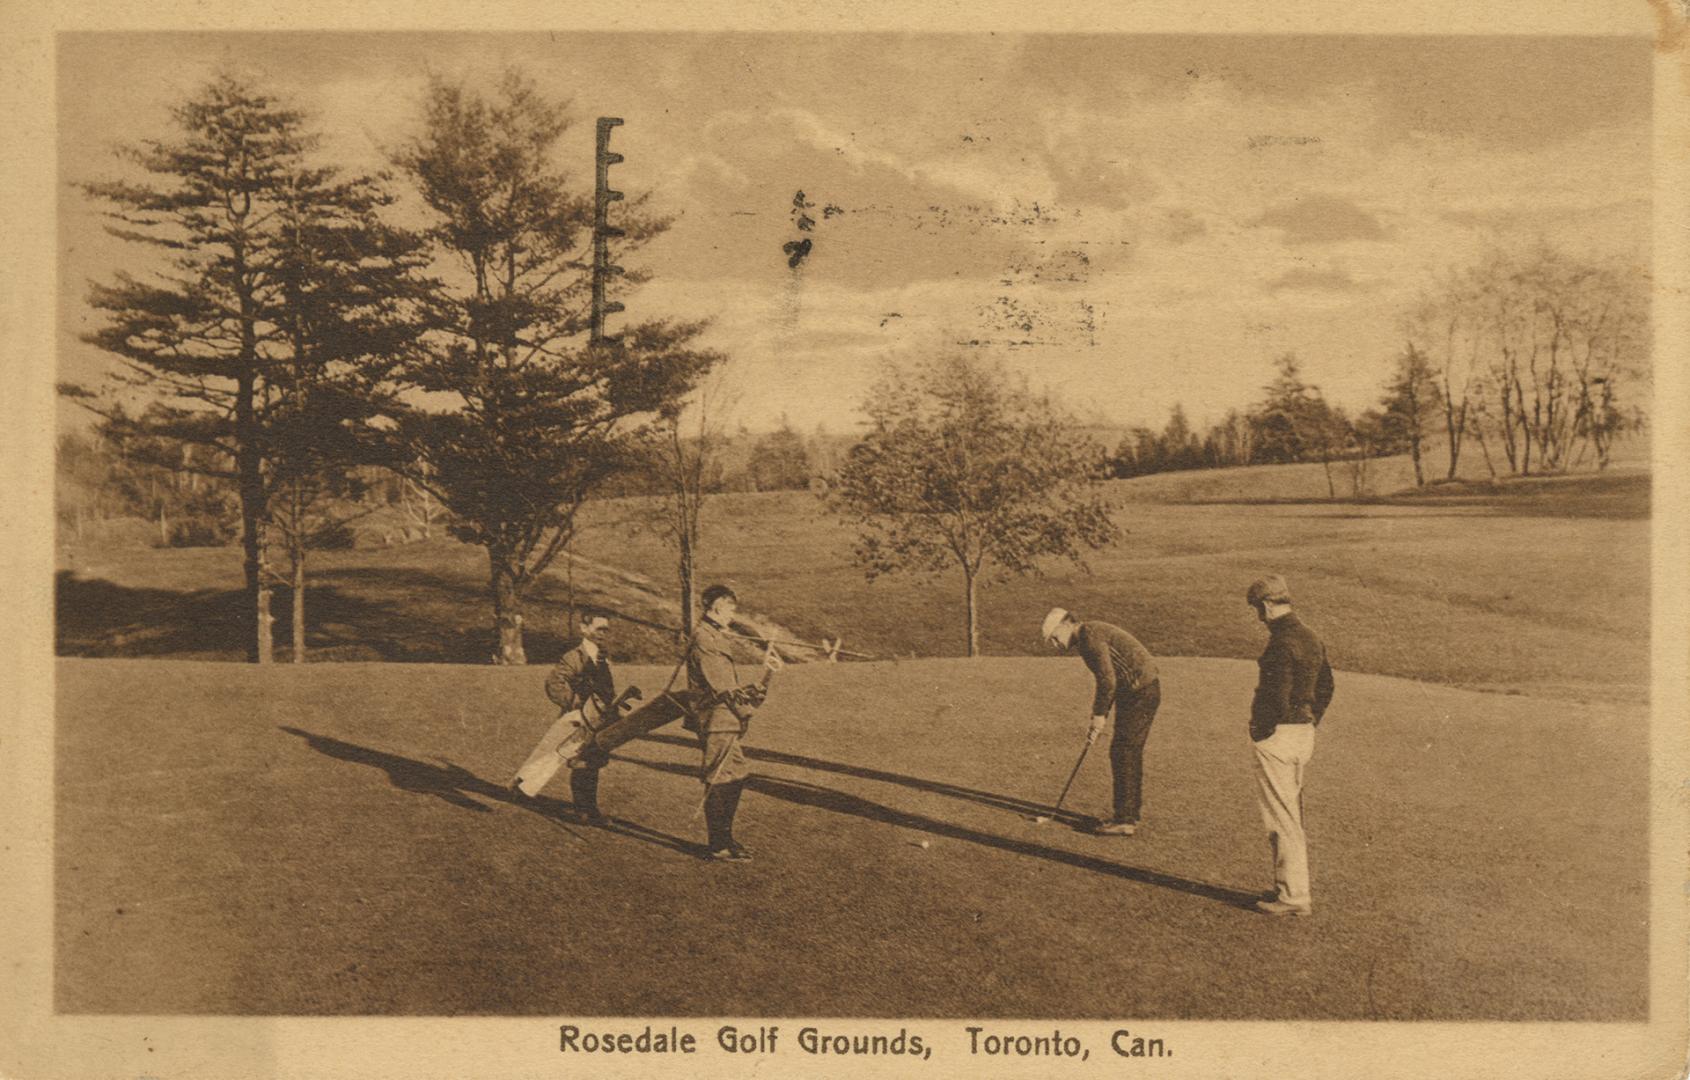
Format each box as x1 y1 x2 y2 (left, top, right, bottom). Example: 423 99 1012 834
704 781 746 850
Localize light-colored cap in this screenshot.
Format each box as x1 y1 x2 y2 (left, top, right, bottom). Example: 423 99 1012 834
1041 607 1071 642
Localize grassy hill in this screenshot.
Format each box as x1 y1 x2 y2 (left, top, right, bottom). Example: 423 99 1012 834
55 655 1647 1018
56 461 1651 701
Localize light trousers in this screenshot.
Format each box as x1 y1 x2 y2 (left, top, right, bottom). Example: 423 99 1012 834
1252 723 1316 907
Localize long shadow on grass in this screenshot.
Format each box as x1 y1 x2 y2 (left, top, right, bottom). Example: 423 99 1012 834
57 568 563 664
620 753 1259 910
55 572 247 657
278 726 706 858
57 568 673 664
639 732 1050 818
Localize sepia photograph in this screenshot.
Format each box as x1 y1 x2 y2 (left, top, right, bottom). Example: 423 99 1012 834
4 3 1688 1078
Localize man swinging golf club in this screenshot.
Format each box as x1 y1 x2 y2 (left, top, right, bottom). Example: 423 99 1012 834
1041 607 1161 835
688 584 783 862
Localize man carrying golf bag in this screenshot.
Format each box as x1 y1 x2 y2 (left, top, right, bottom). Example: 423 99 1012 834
543 609 620 824
688 584 783 862
1042 607 1161 835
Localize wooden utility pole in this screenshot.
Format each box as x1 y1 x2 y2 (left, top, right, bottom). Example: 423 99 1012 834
591 117 625 346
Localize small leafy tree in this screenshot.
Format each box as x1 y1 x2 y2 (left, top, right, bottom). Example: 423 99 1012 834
1378 342 1442 487
747 419 812 491
828 354 1119 656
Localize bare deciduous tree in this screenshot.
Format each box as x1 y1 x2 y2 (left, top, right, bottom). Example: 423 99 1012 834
641 376 736 640
1408 244 1646 479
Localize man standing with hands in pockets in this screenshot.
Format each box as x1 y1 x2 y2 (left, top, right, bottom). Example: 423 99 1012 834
1246 575 1335 917
1042 607 1161 835
688 584 783 862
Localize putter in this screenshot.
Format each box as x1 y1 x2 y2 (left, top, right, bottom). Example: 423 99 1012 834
1031 736 1095 825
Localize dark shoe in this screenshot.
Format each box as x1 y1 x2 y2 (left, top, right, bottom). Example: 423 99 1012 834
1254 898 1312 917
1093 820 1137 836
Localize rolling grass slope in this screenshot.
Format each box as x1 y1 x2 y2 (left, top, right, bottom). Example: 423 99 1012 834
56 469 1650 701
56 656 1647 1019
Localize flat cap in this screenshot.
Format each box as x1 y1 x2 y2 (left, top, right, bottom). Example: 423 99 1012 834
1246 575 1292 606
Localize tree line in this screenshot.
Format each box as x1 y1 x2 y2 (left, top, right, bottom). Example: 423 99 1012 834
58 415 836 549
1112 245 1646 493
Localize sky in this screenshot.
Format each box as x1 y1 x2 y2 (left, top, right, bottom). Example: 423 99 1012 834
56 32 1653 435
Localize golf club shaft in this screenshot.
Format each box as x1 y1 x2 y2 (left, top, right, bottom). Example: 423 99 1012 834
1049 738 1094 816
720 627 878 660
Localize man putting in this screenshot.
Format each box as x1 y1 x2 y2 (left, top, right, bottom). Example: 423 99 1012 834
1246 575 1335 917
1041 607 1161 835
543 608 619 824
688 584 782 862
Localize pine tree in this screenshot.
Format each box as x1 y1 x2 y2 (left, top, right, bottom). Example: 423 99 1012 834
387 71 720 664
68 74 424 662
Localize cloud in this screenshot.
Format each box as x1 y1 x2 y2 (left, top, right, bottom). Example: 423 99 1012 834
1157 208 1208 245
1250 194 1390 245
1438 197 1650 234
1264 267 1368 293
1038 140 1160 212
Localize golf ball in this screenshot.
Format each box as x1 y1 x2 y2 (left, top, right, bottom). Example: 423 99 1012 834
919 840 931 849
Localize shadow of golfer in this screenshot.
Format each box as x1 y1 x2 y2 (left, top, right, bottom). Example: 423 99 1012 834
639 732 1054 819
278 726 704 857
617 754 1259 910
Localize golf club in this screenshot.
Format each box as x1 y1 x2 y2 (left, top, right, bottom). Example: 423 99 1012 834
719 626 878 661
1031 734 1095 825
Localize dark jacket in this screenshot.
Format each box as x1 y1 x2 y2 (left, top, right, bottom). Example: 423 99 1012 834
1250 613 1334 742
685 620 769 735
544 640 617 725
1074 621 1160 716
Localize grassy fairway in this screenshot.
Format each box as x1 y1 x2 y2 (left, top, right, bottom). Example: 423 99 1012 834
57 469 1651 702
579 474 1649 700
56 656 1647 1018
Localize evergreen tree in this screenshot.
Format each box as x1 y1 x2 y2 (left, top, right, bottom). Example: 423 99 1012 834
1378 342 1442 487
67 74 423 661
386 71 720 663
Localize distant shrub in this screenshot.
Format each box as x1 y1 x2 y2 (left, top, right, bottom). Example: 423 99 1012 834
309 521 359 550
169 515 237 548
